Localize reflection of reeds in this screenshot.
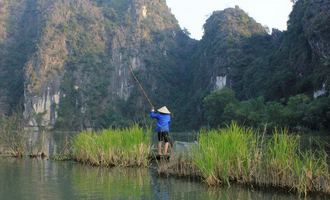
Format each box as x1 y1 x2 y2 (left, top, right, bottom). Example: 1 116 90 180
159 123 330 196
51 135 72 161
72 166 152 199
29 130 49 158
73 125 151 167
0 114 25 157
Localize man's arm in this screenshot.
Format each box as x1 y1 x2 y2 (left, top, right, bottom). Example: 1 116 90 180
150 108 158 119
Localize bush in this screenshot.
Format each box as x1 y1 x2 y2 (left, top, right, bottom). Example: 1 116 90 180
203 88 329 130
203 88 237 127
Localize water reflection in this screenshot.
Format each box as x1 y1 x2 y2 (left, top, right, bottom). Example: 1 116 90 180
0 158 327 200
72 166 152 199
0 130 77 156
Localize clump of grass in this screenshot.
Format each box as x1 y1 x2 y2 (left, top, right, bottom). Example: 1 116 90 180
262 128 330 195
262 129 299 186
193 123 257 185
73 125 151 167
189 123 330 196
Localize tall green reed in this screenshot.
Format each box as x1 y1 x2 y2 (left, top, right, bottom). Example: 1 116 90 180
193 123 257 185
191 123 329 196
73 125 151 167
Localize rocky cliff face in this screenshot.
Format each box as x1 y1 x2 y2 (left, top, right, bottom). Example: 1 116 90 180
250 0 330 100
0 0 194 129
0 0 41 115
301 0 330 65
286 0 330 95
179 1 329 129
189 0 329 101
178 6 273 127
0 0 328 130
192 6 270 96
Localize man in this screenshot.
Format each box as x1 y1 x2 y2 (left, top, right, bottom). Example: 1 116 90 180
150 106 171 156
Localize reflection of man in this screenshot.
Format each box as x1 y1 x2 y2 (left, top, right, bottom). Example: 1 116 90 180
150 106 171 156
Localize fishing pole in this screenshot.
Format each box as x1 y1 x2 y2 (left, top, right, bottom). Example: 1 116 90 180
128 65 175 152
128 64 154 108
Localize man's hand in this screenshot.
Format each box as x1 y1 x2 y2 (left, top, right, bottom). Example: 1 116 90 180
151 107 155 112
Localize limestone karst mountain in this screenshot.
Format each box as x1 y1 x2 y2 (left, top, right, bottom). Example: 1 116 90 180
0 0 328 130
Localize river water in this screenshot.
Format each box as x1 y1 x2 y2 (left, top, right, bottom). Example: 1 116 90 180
0 130 329 199
0 158 328 200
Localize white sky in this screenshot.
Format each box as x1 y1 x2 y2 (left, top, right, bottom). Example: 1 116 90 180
165 0 294 40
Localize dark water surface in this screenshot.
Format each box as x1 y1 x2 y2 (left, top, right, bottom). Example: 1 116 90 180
0 158 327 200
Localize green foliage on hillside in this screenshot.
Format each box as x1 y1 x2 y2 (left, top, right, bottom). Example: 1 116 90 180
0 0 40 112
179 6 274 130
53 0 191 130
183 0 329 130
1 0 329 133
258 0 330 99
203 88 330 130
203 88 237 127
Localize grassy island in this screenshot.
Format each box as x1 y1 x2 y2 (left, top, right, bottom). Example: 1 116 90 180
160 123 330 196
73 125 151 167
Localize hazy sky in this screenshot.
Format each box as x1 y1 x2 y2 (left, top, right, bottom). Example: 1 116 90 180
165 0 294 40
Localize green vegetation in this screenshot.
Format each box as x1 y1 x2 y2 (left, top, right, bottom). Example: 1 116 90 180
181 0 329 131
72 125 151 167
203 88 330 130
0 116 54 158
0 0 40 113
52 0 193 130
193 123 256 186
263 130 328 195
0 0 329 133
0 114 25 157
192 123 330 196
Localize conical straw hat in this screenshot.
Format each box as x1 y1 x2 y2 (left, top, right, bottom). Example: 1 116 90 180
157 106 171 114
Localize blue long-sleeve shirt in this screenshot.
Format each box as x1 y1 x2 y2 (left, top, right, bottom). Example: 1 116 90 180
150 111 171 132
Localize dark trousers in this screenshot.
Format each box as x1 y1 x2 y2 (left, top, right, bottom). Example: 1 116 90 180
158 131 169 143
